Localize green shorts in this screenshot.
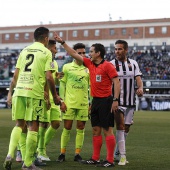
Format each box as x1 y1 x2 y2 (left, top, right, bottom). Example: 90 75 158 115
12 96 48 122
62 108 88 121
46 102 62 122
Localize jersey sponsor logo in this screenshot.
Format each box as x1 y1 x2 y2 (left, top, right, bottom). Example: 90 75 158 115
96 75 101 82
16 86 33 91
18 74 34 84
72 84 84 89
68 68 77 71
26 49 43 53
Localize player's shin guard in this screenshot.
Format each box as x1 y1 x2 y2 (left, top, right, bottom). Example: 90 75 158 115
44 126 56 147
60 128 71 153
19 132 27 161
75 129 85 154
7 126 22 158
37 127 46 155
24 131 38 167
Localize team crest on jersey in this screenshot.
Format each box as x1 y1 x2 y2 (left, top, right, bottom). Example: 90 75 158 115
84 68 89 73
96 75 101 82
50 62 54 69
128 63 132 68
75 75 84 83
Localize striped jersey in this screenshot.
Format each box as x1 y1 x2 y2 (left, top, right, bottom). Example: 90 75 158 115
110 58 142 106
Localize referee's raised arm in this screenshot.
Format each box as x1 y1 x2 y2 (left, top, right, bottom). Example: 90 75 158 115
54 32 83 64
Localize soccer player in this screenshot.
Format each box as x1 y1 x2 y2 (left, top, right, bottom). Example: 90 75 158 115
37 40 66 161
57 43 90 162
3 27 61 170
110 39 143 165
54 33 120 168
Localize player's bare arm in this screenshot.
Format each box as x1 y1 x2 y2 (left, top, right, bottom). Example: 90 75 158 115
111 77 120 113
46 70 61 105
136 76 143 97
7 68 19 107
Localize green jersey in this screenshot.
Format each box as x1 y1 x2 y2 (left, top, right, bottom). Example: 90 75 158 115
14 42 55 99
60 61 89 109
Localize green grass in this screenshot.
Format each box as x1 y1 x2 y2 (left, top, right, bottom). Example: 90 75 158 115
0 109 170 170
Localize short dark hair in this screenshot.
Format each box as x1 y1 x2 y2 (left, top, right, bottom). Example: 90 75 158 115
34 27 49 41
73 43 85 50
48 40 56 45
115 40 128 50
47 40 56 48
91 43 105 59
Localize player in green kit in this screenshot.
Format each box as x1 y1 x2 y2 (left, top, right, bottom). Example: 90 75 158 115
37 40 66 161
3 27 61 170
57 43 90 162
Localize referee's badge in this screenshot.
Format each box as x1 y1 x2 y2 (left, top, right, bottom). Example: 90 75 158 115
96 75 101 82
50 62 54 69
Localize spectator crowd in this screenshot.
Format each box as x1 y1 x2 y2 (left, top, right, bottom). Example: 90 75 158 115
0 47 170 103
105 47 170 80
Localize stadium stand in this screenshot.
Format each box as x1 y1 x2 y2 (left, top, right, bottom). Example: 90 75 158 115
0 47 170 109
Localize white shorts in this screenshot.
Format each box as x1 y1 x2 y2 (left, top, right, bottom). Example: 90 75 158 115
118 106 135 125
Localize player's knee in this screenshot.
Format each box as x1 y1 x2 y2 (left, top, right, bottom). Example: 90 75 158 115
76 121 86 130
77 124 85 130
116 124 125 130
92 126 102 136
51 121 60 129
16 119 26 130
39 122 48 128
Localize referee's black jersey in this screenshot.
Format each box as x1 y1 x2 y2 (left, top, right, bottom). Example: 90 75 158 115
110 58 142 107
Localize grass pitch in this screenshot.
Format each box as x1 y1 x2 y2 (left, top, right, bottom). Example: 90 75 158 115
0 109 170 170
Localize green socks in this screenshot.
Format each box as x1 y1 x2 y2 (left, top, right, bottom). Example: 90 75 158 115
19 132 27 161
7 126 22 158
37 127 46 155
24 131 38 167
60 128 71 152
44 126 56 147
75 129 85 153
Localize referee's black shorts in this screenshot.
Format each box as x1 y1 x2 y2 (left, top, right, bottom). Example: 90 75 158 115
90 95 114 130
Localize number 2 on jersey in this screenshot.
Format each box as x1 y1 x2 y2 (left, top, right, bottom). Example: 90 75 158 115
24 54 34 72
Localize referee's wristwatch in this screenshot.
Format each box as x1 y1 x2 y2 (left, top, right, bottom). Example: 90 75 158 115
113 97 118 102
